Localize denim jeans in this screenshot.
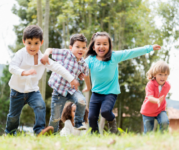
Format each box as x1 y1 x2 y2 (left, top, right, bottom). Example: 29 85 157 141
142 111 169 133
88 92 117 133
49 90 86 133
5 89 46 135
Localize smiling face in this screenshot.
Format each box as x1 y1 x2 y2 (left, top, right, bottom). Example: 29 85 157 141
93 36 110 60
154 72 169 85
69 41 87 61
23 38 43 55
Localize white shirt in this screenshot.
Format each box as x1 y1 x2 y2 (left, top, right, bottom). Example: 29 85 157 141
60 120 75 136
9 47 74 93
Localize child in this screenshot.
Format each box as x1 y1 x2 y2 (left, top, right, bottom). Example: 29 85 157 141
140 60 170 133
40 34 91 133
84 32 161 134
60 102 76 136
5 25 79 136
60 103 89 136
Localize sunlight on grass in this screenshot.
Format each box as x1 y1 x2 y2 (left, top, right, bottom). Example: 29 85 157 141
0 132 179 150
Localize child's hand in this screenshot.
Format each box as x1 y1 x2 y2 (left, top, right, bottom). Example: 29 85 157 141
82 86 91 93
78 73 85 80
153 44 161 51
70 79 80 90
40 54 50 65
21 69 37 76
157 95 165 107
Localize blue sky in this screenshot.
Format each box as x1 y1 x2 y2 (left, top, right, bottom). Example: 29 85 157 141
0 0 178 100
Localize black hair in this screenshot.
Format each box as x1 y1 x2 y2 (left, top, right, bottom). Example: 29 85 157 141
23 25 43 42
86 32 112 61
70 34 87 46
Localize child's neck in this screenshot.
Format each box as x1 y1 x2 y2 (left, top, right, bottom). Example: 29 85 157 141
34 53 38 65
96 55 103 61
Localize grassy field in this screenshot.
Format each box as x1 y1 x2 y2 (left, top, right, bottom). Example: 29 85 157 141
0 131 179 150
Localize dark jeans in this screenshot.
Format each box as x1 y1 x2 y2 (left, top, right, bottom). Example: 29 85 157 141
142 111 169 133
5 89 46 135
88 92 117 133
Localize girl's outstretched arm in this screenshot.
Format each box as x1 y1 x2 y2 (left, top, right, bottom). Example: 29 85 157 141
113 45 161 63
82 75 91 92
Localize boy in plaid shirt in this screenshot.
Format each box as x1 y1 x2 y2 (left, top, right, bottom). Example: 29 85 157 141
41 34 91 133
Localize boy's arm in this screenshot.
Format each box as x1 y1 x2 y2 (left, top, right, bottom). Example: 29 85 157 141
9 50 36 76
40 48 53 65
45 58 79 90
82 75 91 92
148 95 165 107
114 45 161 63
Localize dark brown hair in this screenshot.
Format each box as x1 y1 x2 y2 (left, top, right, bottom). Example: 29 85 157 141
23 25 43 42
83 107 89 123
61 102 75 126
86 32 112 61
70 34 87 46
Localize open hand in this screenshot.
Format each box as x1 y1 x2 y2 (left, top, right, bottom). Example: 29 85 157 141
21 69 37 76
153 44 161 51
78 73 85 80
40 54 50 65
157 95 164 107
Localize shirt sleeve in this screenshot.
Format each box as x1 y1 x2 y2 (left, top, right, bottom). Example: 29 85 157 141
113 45 153 63
52 48 66 62
83 63 89 76
45 58 74 82
145 81 154 97
9 50 24 76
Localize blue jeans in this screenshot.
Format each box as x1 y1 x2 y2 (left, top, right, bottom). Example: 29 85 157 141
142 111 169 133
88 92 117 133
49 90 86 133
5 89 46 135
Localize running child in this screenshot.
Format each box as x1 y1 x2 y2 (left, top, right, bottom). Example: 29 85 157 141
84 32 161 134
5 25 79 136
140 60 170 133
41 34 91 133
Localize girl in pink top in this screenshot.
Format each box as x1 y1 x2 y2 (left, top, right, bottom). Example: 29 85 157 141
140 60 171 133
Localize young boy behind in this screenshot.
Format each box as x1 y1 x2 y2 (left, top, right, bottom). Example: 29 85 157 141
5 25 79 135
41 34 91 133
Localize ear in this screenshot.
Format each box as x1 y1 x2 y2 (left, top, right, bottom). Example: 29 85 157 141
93 46 95 51
41 40 44 45
22 40 25 45
69 45 72 50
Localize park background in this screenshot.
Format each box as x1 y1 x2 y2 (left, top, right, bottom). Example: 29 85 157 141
0 0 179 135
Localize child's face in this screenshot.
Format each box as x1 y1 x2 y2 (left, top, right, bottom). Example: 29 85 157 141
23 38 43 56
71 105 76 119
69 41 87 61
154 72 169 85
93 36 109 59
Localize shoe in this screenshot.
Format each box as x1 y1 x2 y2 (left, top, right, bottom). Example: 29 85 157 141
108 118 120 134
37 126 54 136
75 122 86 130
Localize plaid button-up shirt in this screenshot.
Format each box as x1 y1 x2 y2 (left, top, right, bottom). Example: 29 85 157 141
48 49 89 96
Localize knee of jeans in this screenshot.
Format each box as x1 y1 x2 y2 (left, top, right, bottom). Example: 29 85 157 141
8 115 19 123
144 120 153 131
36 101 46 110
101 110 110 118
88 114 98 122
160 118 169 126
51 104 62 122
77 98 86 106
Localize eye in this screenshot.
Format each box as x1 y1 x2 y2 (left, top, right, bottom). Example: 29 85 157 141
28 42 31 44
76 46 79 48
35 42 38 45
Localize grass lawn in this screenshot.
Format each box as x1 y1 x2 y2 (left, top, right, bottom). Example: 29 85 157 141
0 131 179 150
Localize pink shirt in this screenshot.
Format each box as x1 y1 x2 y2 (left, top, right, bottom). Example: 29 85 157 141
140 79 171 117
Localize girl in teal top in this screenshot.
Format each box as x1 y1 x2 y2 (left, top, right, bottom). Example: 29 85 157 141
84 32 161 134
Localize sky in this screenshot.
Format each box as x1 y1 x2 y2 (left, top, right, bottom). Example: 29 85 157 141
0 0 178 100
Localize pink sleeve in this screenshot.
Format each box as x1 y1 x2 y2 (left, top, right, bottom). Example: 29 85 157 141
145 81 154 97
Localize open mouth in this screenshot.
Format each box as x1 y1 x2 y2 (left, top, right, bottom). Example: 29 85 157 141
30 50 36 52
99 50 105 53
78 53 82 55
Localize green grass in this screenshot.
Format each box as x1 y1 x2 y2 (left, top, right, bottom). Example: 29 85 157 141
0 131 179 150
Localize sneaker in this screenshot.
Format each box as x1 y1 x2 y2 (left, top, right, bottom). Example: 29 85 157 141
75 122 86 130
37 126 54 137
108 118 120 134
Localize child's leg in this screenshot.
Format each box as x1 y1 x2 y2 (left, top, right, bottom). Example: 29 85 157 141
49 91 67 133
88 93 102 133
5 89 25 135
100 94 117 133
27 91 46 134
142 115 155 133
67 91 86 128
156 111 169 132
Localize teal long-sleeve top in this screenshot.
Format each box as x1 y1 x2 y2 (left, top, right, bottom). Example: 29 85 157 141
85 45 153 95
